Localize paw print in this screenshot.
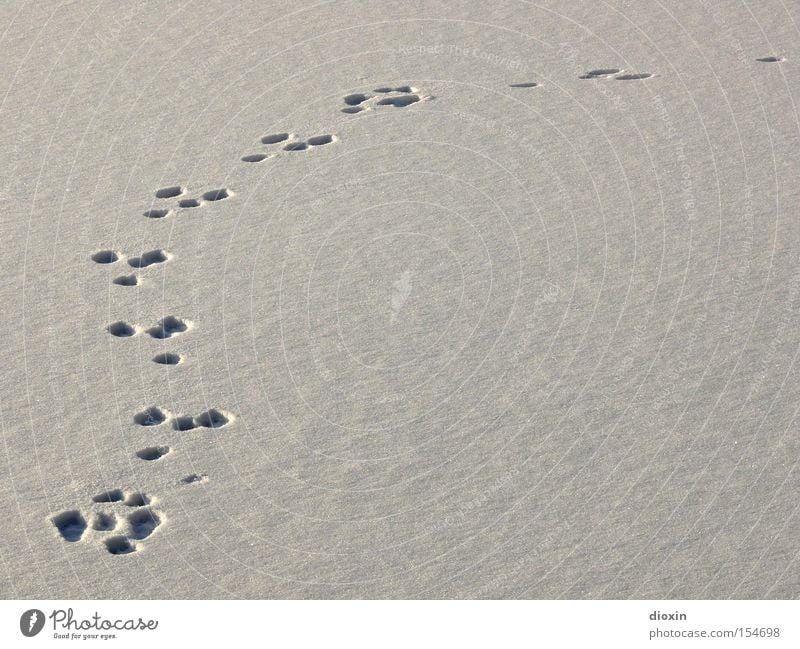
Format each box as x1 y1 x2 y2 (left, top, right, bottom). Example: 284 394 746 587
143 185 233 218
340 85 431 114
130 406 234 463
90 248 172 287
241 132 337 162
51 490 164 555
104 315 193 340
132 405 234 432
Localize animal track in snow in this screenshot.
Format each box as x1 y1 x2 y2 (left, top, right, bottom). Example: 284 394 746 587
128 508 162 540
106 321 138 337
91 250 120 264
340 86 430 114
92 512 116 531
147 315 191 339
579 68 622 79
615 73 654 80
53 489 163 555
52 510 87 542
343 93 370 106
136 445 171 461
143 208 172 219
141 185 233 217
155 186 185 199
152 352 182 365
124 491 151 507
85 151 241 558
578 69 654 81
106 315 191 339
92 489 124 503
172 408 233 431
112 274 139 286
202 188 232 202
132 405 234 431
134 406 169 427
91 249 170 287
128 249 170 269
181 473 208 485
242 131 336 161
84 80 435 562
241 153 273 163
377 94 421 107
195 408 233 429
307 134 335 146
105 536 136 554
261 132 290 144
284 141 308 151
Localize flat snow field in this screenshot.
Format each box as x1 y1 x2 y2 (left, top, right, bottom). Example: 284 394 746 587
1 1 799 598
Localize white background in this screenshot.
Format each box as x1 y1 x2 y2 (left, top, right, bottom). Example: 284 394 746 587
1 600 797 648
